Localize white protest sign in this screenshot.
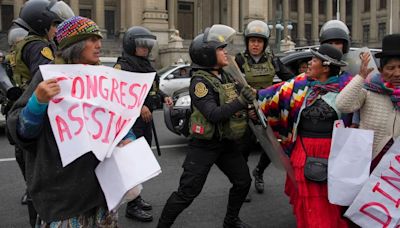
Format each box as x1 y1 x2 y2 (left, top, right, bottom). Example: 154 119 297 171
40 64 155 166
345 138 400 227
95 137 162 211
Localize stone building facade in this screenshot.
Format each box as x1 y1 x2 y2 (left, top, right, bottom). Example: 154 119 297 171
0 0 398 67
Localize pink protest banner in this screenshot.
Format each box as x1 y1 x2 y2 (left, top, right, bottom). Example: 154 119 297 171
345 138 400 227
39 64 155 167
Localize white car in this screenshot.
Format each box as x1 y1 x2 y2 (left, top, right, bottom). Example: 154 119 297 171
158 64 191 97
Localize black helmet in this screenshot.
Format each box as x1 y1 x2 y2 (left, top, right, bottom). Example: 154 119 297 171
122 26 157 56
189 24 236 68
244 20 270 51
14 0 74 36
319 20 350 53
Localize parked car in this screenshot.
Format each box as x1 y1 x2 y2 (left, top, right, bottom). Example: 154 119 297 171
158 64 191 97
163 47 381 137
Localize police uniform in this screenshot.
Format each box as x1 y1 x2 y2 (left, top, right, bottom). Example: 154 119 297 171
114 54 167 144
12 35 55 89
158 69 252 227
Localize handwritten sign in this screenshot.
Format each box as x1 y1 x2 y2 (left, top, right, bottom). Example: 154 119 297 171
40 64 155 166
345 138 400 227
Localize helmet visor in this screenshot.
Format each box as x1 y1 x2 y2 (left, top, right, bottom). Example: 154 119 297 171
49 1 75 22
135 38 157 50
8 27 28 46
205 24 236 44
319 20 349 37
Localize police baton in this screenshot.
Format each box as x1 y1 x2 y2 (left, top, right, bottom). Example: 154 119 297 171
151 119 161 156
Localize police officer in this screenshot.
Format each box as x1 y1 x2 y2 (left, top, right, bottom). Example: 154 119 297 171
114 26 173 222
9 1 73 226
319 19 350 55
234 20 294 195
157 25 254 228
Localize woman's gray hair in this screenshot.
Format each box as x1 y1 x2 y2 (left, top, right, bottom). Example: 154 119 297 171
59 39 86 63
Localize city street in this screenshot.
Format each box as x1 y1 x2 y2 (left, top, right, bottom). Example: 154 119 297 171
0 111 296 228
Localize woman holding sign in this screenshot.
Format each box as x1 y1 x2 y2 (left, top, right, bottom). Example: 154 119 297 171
258 44 353 228
6 16 134 227
336 34 400 171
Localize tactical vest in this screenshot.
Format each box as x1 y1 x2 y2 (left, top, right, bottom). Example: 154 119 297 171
189 70 247 140
12 35 50 90
240 52 276 89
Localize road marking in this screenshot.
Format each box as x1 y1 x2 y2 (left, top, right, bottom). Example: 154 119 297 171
151 143 188 150
0 158 16 162
0 143 189 163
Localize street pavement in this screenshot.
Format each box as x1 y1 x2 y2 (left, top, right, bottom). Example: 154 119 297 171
0 111 296 228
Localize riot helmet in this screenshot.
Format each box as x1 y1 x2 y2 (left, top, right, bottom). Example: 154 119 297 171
123 26 157 56
319 20 350 53
14 0 74 36
8 26 28 46
189 24 236 68
244 20 270 52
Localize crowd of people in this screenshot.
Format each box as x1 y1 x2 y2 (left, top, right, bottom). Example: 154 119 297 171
1 0 400 227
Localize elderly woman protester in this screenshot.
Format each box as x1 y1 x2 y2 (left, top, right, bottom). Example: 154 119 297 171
336 34 400 170
6 16 133 227
258 43 353 228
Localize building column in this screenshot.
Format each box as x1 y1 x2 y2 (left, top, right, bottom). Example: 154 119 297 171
369 0 378 45
311 0 319 44
326 0 333 21
14 0 24 19
231 0 240 31
168 0 176 30
119 0 126 38
282 0 289 38
95 0 106 35
242 0 264 25
351 0 361 46
69 0 79 16
340 0 346 22
297 0 306 46
142 0 169 46
389 0 400 34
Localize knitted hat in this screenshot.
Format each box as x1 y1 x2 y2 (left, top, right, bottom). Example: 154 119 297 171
56 16 102 50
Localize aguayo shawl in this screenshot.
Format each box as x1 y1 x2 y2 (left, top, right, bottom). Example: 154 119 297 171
258 72 353 156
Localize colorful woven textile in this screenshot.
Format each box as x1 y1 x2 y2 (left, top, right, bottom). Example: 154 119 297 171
56 16 102 50
364 72 400 110
258 72 353 155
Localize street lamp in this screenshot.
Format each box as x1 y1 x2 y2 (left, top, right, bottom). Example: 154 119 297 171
268 21 293 52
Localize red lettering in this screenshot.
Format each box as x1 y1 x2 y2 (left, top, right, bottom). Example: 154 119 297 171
92 108 105 140
115 116 129 139
55 115 72 142
99 76 109 100
360 202 391 228
110 78 120 103
395 155 400 164
137 84 148 106
128 83 140 109
381 162 400 193
373 182 400 208
119 81 127 107
86 75 98 99
72 77 84 99
67 104 83 135
102 110 115 143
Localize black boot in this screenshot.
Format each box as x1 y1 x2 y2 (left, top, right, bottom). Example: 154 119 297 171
252 168 264 193
125 199 153 222
134 195 152 210
223 217 252 228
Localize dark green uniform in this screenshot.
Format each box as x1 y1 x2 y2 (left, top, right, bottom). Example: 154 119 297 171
158 69 252 228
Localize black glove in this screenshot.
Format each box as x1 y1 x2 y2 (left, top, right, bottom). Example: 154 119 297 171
238 85 256 105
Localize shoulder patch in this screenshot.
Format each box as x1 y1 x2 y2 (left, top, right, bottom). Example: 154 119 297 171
114 64 122 70
194 82 208 98
41 47 54 60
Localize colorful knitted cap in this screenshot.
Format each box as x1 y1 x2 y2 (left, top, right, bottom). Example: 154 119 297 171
56 16 102 50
